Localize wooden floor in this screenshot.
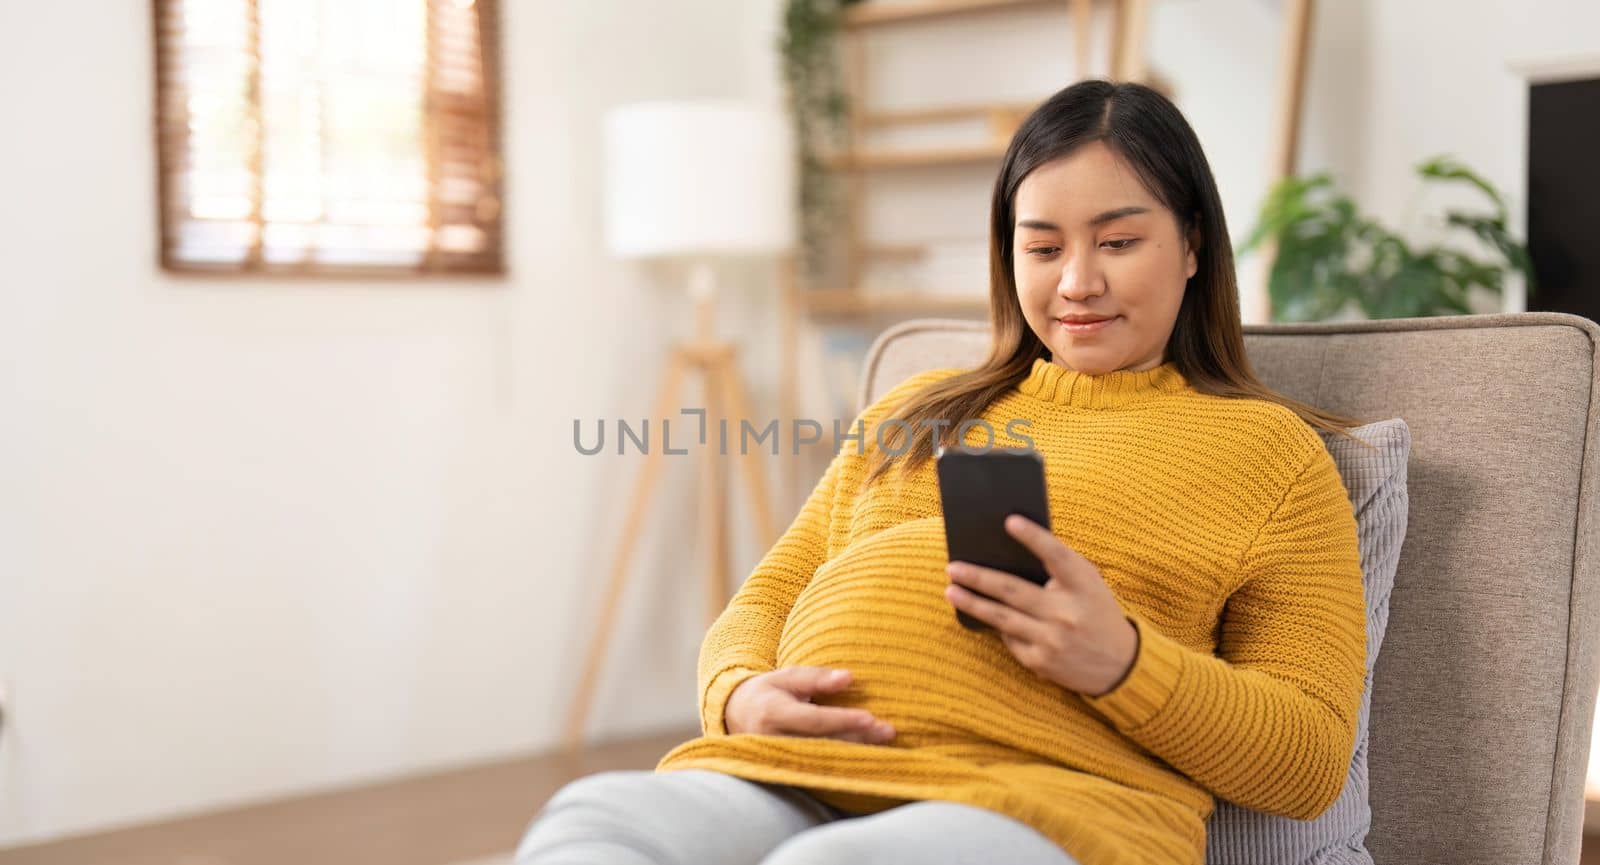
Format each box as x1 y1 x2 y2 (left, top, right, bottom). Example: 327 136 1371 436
0 726 697 865
8 728 1600 865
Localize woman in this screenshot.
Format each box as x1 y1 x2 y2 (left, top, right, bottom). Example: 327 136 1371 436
516 79 1374 865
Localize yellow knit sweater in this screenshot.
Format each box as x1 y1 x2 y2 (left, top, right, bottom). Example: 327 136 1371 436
655 358 1367 865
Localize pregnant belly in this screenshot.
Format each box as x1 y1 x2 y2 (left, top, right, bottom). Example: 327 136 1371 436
775 517 1074 754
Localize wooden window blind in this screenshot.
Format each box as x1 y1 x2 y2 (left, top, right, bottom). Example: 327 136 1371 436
152 0 504 275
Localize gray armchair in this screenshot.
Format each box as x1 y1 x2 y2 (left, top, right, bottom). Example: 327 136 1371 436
856 311 1600 865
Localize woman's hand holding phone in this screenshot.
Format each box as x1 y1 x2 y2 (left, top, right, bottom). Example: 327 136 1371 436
724 667 897 744
935 447 1138 697
945 514 1140 697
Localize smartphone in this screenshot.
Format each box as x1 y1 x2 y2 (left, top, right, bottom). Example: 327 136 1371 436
934 445 1053 631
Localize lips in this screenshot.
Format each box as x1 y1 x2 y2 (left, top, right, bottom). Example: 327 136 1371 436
1058 315 1118 334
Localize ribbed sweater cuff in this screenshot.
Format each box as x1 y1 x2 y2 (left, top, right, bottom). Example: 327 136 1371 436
700 665 767 736
1080 608 1186 732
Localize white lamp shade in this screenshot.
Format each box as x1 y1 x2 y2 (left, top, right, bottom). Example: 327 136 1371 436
603 100 797 260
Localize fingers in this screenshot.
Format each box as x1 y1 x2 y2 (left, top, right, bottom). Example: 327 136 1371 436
827 716 897 744
944 578 1043 642
945 562 1052 646
765 667 895 743
1003 514 1076 574
830 722 898 745
772 701 896 743
771 698 869 734
946 560 1046 611
773 665 855 698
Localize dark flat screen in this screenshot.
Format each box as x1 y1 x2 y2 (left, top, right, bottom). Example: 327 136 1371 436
1527 77 1600 323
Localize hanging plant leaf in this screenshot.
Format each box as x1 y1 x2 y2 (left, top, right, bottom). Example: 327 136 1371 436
780 0 859 281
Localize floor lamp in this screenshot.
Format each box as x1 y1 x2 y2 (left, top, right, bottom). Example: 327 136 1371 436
562 101 796 753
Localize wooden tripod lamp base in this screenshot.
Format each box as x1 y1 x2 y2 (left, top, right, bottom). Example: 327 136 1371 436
562 264 778 754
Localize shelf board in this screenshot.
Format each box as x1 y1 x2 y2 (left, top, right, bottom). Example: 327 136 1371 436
844 0 1063 29
861 101 1038 128
862 243 929 260
802 289 989 316
822 142 1008 170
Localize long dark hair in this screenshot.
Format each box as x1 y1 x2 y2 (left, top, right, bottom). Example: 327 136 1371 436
865 79 1371 484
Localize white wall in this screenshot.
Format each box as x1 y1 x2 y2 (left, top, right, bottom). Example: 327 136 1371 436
0 0 787 847
1299 0 1600 316
4 0 1592 849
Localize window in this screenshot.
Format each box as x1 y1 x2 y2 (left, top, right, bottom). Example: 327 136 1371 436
152 0 504 275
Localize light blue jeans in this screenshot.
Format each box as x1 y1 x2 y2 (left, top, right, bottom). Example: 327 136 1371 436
513 768 1080 865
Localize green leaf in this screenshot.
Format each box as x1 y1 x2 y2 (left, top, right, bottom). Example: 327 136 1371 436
1252 158 1534 319
1241 174 1334 253
1418 155 1508 224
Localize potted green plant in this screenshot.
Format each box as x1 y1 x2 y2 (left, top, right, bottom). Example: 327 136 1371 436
1240 156 1536 321
779 0 865 281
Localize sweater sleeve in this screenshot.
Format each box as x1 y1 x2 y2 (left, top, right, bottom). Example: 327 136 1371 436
1079 442 1367 820
697 445 849 736
697 369 957 736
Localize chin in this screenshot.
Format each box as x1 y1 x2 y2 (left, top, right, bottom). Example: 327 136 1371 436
1050 346 1119 373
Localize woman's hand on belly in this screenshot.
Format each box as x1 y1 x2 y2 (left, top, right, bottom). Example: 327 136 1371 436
725 666 898 744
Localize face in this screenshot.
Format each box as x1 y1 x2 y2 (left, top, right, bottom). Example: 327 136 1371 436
1011 140 1198 374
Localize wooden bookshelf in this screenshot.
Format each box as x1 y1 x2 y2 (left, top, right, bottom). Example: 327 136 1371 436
862 243 929 260
843 0 1063 29
802 288 989 316
777 0 1148 506
826 100 1034 171
822 142 1009 171
860 101 1038 128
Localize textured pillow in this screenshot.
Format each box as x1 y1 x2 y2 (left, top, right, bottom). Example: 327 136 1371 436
1204 418 1411 865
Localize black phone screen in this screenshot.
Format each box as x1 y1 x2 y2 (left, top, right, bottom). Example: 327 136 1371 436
934 445 1053 630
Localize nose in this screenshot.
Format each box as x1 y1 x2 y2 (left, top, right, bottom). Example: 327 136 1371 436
1056 246 1103 300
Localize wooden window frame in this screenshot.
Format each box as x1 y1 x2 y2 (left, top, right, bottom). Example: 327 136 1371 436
150 0 506 278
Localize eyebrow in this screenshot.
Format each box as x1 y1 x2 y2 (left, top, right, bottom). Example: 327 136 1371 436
1017 206 1151 231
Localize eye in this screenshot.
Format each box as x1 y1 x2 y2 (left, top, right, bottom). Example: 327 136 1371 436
1101 238 1138 251
1024 246 1060 258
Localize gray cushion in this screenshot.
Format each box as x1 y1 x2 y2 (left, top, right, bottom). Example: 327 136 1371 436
1205 418 1411 865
